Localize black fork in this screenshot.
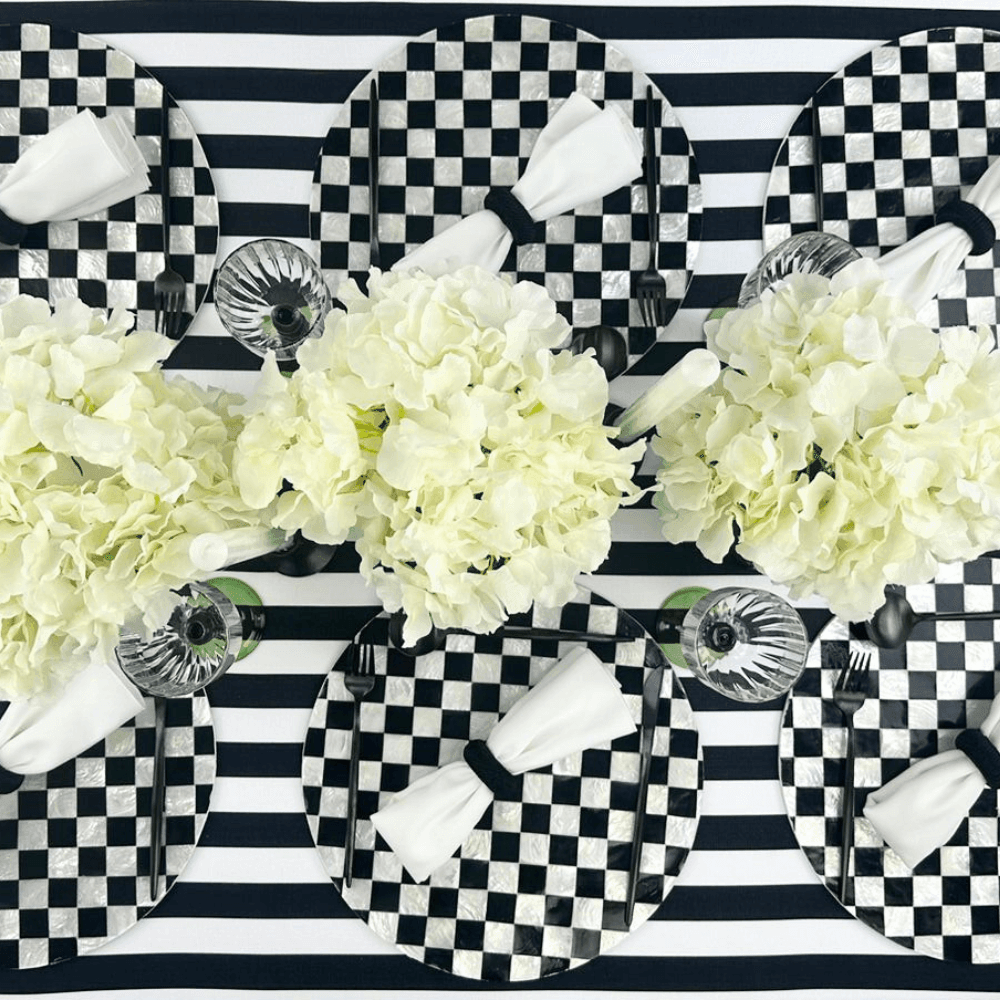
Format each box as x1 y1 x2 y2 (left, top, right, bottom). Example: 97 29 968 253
832 647 872 903
344 641 375 887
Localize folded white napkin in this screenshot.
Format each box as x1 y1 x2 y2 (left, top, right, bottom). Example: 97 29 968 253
392 92 643 275
863 692 1000 869
0 109 150 243
878 159 1000 310
370 645 636 882
0 659 146 779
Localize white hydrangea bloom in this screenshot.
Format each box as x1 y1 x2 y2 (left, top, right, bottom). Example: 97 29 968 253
653 258 1000 622
243 266 644 646
0 295 272 700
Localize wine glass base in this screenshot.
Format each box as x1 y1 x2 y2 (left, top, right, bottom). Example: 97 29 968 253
656 586 710 667
207 576 265 660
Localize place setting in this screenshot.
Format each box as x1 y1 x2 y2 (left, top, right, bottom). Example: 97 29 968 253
301 587 702 983
306 11 703 373
0 20 219 339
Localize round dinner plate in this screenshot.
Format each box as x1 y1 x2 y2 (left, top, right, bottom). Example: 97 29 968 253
301 586 702 982
0 691 216 970
780 556 1000 964
763 25 1000 334
310 12 702 372
0 21 220 336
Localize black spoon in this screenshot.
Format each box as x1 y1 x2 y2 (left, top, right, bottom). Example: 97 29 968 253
570 325 628 380
863 590 1000 649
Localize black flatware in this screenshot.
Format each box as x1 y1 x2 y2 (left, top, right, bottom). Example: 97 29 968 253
625 664 663 925
149 696 167 900
832 647 871 904
368 79 381 269
635 85 669 327
344 640 375 887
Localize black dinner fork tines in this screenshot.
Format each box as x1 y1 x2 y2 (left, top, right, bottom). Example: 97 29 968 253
153 89 187 340
344 640 376 888
636 85 669 328
833 647 872 904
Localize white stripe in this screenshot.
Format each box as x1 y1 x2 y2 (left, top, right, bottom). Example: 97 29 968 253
95 910 908 959
213 167 314 204
100 33 407 71
700 779 787 815
702 170 770 209
676 847 823 887
180 99 344 137
213 707 314 744
696 710 784 747
175 846 331 884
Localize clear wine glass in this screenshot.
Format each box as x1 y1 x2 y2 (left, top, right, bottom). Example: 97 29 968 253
116 580 265 697
738 231 862 308
214 239 331 362
660 587 809 703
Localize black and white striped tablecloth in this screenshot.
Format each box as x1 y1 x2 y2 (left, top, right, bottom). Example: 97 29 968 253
4 2 1000 997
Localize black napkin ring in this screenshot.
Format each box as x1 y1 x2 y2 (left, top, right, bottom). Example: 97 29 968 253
463 739 522 798
956 729 1000 788
0 207 27 246
0 763 24 794
935 200 996 256
483 187 536 246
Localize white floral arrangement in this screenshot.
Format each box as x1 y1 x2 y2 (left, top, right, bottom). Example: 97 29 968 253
0 295 272 699
235 266 644 645
653 258 1000 622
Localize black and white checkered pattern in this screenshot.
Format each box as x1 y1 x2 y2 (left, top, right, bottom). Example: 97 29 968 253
309 13 702 371
0 692 216 970
780 557 1000 964
301 588 702 982
0 22 219 335
763 26 1000 334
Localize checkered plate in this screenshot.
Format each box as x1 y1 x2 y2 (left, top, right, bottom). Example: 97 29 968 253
310 13 702 371
0 22 219 335
301 586 702 982
0 691 216 969
763 26 1000 333
780 557 1000 964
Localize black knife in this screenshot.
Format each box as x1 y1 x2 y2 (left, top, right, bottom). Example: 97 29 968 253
149 696 167 901
625 665 663 926
368 79 381 269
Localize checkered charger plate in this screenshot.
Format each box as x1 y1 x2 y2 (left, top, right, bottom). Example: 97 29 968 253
0 692 216 970
780 556 1000 964
301 586 702 982
310 12 702 373
0 21 220 335
764 25 1000 336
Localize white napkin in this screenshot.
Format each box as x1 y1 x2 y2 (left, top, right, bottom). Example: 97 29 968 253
370 645 636 882
0 659 146 777
863 692 1000 869
0 109 150 241
392 92 643 275
877 159 1000 310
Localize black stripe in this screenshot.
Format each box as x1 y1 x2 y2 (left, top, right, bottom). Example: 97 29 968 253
703 746 779 781
5 2 996 41
198 134 322 171
219 202 310 238
6 952 1000 992
151 880 846 923
198 811 313 849
196 810 801 852
657 883 847 922
694 815 797 851
216 742 304 778
695 137 781 175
